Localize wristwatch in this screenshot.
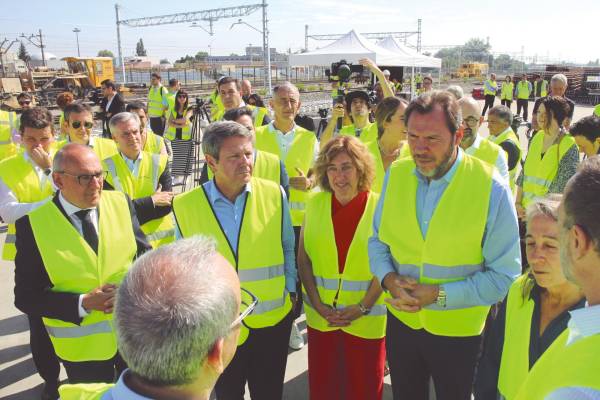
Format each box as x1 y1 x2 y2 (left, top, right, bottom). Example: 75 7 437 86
436 285 447 308
358 302 371 315
43 168 52 176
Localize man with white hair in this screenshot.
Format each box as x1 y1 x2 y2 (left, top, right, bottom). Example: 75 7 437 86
446 85 464 100
58 237 244 400
532 73 575 130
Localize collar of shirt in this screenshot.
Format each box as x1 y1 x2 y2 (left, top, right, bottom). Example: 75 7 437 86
106 94 115 110
268 120 297 136
120 151 143 173
464 134 482 155
67 135 96 147
58 191 96 217
108 370 154 400
205 179 251 207
567 303 600 345
414 147 463 185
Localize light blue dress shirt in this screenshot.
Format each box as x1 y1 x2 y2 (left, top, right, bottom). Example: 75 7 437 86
368 149 521 310
175 179 297 293
99 370 149 399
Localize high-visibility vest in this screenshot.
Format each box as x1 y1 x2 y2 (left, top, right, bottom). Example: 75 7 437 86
213 104 268 128
365 140 385 194
534 80 548 97
207 149 280 185
594 104 600 117
58 383 113 400
172 177 292 345
470 137 502 167
0 153 54 260
164 107 192 141
103 152 174 249
379 155 494 336
489 127 523 195
484 79 498 96
143 131 166 155
516 81 531 100
0 110 17 160
56 137 118 161
501 82 514 100
521 131 576 208
514 329 600 400
147 85 166 118
166 91 176 114
29 191 137 361
255 124 316 226
210 91 224 120
339 121 376 143
303 191 386 339
497 275 535 400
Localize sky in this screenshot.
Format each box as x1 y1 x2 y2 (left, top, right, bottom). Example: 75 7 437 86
1 0 598 64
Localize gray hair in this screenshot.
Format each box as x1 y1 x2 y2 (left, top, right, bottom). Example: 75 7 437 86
115 236 238 386
202 121 253 160
551 73 568 87
109 112 141 136
272 81 299 97
446 85 464 100
488 105 513 126
526 194 562 225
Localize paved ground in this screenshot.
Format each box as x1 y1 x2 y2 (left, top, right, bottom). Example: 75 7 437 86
0 100 595 399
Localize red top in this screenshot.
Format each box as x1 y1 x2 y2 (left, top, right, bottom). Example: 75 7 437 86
331 191 369 273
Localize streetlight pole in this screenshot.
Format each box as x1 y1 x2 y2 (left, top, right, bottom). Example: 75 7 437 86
73 28 81 57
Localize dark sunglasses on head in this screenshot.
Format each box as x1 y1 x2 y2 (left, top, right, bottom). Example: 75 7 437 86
71 121 94 129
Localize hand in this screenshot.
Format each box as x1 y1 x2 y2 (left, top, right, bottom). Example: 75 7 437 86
82 284 117 313
359 58 380 74
331 104 345 119
516 203 526 219
336 304 363 323
289 167 312 191
383 273 420 312
409 283 439 308
29 146 52 170
151 185 174 206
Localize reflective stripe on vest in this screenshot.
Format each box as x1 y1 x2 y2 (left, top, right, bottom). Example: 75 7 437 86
255 125 316 226
489 128 522 195
379 155 493 336
207 150 281 185
147 86 166 117
303 191 386 339
521 131 576 208
172 177 292 345
29 191 137 361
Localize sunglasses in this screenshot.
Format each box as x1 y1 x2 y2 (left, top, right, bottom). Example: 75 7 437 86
71 121 94 129
230 287 258 330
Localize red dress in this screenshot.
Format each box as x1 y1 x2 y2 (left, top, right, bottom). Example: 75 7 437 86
307 191 386 400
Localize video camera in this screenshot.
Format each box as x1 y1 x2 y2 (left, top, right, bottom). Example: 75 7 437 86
325 59 365 84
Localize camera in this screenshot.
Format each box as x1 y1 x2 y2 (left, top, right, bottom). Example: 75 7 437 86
318 108 329 119
325 59 365 83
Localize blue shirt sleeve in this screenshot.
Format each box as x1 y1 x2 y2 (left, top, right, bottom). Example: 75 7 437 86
279 161 290 199
368 170 396 286
442 177 521 309
281 187 297 293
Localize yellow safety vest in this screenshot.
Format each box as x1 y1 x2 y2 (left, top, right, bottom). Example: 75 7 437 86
143 131 166 155
0 153 54 260
514 330 600 400
207 149 281 185
303 191 386 339
172 177 292 345
521 131 576 208
59 383 113 400
102 152 174 249
484 79 498 96
255 125 316 226
594 104 600 117
365 140 386 194
147 85 166 118
29 191 137 361
213 104 268 128
516 81 531 100
0 110 17 160
210 91 224 120
497 275 534 400
166 91 176 114
165 107 192 141
56 137 118 161
501 82 514 100
489 127 523 195
339 121 376 143
534 80 548 97
470 137 502 167
379 155 494 336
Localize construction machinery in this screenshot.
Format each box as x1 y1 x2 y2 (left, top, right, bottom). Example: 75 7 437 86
451 62 489 79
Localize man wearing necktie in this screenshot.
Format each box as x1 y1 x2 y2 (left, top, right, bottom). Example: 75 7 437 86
13 143 151 386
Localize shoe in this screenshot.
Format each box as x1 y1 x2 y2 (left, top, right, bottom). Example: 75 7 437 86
289 321 304 350
41 381 59 400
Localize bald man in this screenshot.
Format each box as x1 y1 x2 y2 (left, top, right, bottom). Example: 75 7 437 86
241 79 252 102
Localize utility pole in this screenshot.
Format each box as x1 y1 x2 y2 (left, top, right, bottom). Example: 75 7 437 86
0 38 19 78
417 19 422 53
305 25 308 52
20 29 46 66
115 4 126 83
262 0 271 95
73 28 81 57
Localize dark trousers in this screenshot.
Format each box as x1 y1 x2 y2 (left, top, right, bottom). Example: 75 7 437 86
516 99 529 121
62 353 126 384
215 311 293 400
149 117 165 136
500 99 512 109
481 95 495 116
386 312 482 400
292 226 302 318
28 315 60 385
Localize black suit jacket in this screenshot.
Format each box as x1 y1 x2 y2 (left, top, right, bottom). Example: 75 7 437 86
13 194 151 324
99 93 126 135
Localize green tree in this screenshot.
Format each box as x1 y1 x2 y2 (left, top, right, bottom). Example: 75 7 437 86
136 39 147 57
462 38 491 62
18 42 30 62
160 58 170 65
97 49 114 58
194 51 208 62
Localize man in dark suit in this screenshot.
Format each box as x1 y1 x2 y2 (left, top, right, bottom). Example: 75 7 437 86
13 143 151 386
99 79 125 138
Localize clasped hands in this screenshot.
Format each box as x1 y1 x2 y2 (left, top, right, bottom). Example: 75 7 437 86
82 284 117 314
383 273 439 313
315 302 363 327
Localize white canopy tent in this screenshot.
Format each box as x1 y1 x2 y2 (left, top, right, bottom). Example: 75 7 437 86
376 36 442 69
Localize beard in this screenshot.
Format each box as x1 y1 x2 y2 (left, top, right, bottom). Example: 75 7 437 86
461 128 475 148
418 144 457 180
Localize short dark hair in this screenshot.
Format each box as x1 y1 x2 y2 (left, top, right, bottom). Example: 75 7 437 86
101 79 117 90
540 96 570 128
404 90 462 135
563 156 600 255
247 93 265 108
126 102 146 113
64 102 93 122
223 107 253 122
17 92 32 101
218 77 240 91
151 73 161 80
168 78 179 87
488 105 513 126
375 96 408 138
202 121 252 160
19 107 53 133
570 115 600 143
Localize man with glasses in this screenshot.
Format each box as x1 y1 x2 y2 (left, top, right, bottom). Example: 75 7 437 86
17 92 33 110
487 105 522 196
58 236 249 400
59 103 118 161
13 143 151 386
458 97 510 183
173 121 297 400
0 107 60 399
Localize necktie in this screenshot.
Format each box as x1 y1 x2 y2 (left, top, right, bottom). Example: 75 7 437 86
75 209 99 254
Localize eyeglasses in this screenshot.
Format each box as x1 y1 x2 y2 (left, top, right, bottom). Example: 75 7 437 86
463 117 480 127
56 171 108 186
230 287 258 330
71 121 94 129
19 101 31 106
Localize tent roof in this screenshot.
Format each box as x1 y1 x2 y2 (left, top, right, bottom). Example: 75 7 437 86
376 36 442 68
